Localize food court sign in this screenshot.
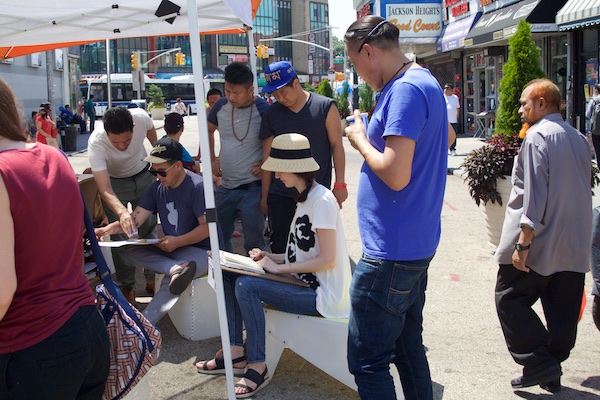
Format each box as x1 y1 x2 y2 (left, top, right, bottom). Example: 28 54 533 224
382 1 442 38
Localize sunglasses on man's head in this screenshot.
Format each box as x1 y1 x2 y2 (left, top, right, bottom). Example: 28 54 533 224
148 163 176 177
357 20 387 53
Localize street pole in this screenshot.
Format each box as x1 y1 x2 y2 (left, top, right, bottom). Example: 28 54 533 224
105 39 112 109
329 26 334 70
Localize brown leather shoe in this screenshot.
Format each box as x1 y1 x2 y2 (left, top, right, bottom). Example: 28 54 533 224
122 286 136 306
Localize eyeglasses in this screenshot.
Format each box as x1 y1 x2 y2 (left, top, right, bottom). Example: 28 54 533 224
148 163 176 177
357 20 387 53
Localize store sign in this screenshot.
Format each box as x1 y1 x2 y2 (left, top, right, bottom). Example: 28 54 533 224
530 23 558 32
357 2 372 18
451 2 469 17
219 45 248 54
385 3 442 37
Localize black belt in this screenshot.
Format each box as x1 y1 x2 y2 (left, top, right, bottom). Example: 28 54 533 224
115 164 150 180
231 180 261 190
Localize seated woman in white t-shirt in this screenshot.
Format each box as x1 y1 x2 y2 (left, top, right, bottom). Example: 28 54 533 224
196 133 351 398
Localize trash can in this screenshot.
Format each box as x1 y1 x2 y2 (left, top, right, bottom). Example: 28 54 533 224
64 124 78 152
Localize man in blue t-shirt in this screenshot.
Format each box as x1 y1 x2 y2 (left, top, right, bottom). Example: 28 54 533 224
344 16 450 399
96 137 210 324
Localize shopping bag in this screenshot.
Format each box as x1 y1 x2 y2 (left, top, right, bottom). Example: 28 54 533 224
82 192 162 399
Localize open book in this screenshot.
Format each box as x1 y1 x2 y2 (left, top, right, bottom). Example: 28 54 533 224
220 251 265 275
209 251 309 287
98 238 160 248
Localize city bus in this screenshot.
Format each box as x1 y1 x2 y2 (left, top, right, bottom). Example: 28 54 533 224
79 73 224 116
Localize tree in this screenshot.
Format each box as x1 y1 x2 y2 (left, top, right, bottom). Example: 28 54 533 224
317 79 334 99
148 84 165 109
359 84 374 117
332 36 345 58
335 81 351 119
495 20 545 135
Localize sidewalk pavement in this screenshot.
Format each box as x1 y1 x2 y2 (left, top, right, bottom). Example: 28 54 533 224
66 117 600 399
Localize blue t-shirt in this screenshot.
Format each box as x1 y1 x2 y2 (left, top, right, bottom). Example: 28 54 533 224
358 67 448 261
139 170 210 250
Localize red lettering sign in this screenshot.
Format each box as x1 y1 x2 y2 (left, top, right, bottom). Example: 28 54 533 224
357 3 371 18
451 2 469 17
446 0 461 6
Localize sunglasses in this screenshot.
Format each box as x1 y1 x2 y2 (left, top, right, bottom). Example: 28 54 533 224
357 20 387 53
148 163 176 177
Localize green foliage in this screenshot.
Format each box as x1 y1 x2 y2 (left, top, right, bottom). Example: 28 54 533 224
461 133 522 206
332 36 345 58
335 81 350 119
495 20 545 135
317 79 334 99
304 83 317 93
148 84 165 108
359 84 374 117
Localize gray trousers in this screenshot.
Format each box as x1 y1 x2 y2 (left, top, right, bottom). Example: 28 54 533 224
103 169 157 288
123 245 208 325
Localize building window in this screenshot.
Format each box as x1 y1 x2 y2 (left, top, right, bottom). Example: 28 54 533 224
30 53 42 67
310 2 330 76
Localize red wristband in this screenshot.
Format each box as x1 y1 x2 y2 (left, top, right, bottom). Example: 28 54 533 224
334 182 347 189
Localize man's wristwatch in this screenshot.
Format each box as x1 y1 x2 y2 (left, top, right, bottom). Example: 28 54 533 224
514 243 530 251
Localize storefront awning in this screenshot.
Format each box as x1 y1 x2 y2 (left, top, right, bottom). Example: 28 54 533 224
436 13 481 53
464 0 567 47
557 0 600 30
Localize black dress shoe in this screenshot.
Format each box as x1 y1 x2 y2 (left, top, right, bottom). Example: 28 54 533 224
593 295 600 332
540 378 562 393
511 368 562 389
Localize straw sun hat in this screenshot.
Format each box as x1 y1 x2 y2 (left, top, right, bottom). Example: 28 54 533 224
261 133 320 173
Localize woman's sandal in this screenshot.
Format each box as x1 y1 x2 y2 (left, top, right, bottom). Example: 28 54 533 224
235 366 269 399
196 355 247 376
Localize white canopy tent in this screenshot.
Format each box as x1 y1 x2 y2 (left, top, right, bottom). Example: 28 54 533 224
0 1 255 398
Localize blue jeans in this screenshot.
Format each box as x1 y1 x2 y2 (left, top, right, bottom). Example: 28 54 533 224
223 271 320 363
348 254 433 400
0 305 110 399
217 185 265 253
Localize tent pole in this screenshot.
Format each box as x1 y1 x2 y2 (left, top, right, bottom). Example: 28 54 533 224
105 39 112 109
187 1 236 399
247 27 259 94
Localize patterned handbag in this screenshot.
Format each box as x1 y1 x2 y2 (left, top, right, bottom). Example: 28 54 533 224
83 196 162 400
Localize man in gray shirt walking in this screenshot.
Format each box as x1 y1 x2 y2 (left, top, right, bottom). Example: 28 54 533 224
494 79 591 393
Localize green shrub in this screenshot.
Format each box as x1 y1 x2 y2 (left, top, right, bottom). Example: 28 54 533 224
495 20 545 135
317 79 334 99
148 84 165 108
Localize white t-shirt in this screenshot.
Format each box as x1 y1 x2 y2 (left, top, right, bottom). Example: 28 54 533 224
285 183 351 318
88 108 154 178
445 93 460 124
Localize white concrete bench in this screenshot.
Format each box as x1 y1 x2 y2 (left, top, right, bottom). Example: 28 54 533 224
264 308 405 399
155 274 220 341
121 374 150 400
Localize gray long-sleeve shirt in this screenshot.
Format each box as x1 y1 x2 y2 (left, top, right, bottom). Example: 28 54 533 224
495 113 592 275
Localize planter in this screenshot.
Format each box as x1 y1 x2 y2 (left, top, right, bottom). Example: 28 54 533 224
150 107 166 121
481 177 513 247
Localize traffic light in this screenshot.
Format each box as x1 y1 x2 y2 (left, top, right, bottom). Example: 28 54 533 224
131 52 139 70
175 52 186 66
256 44 268 59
